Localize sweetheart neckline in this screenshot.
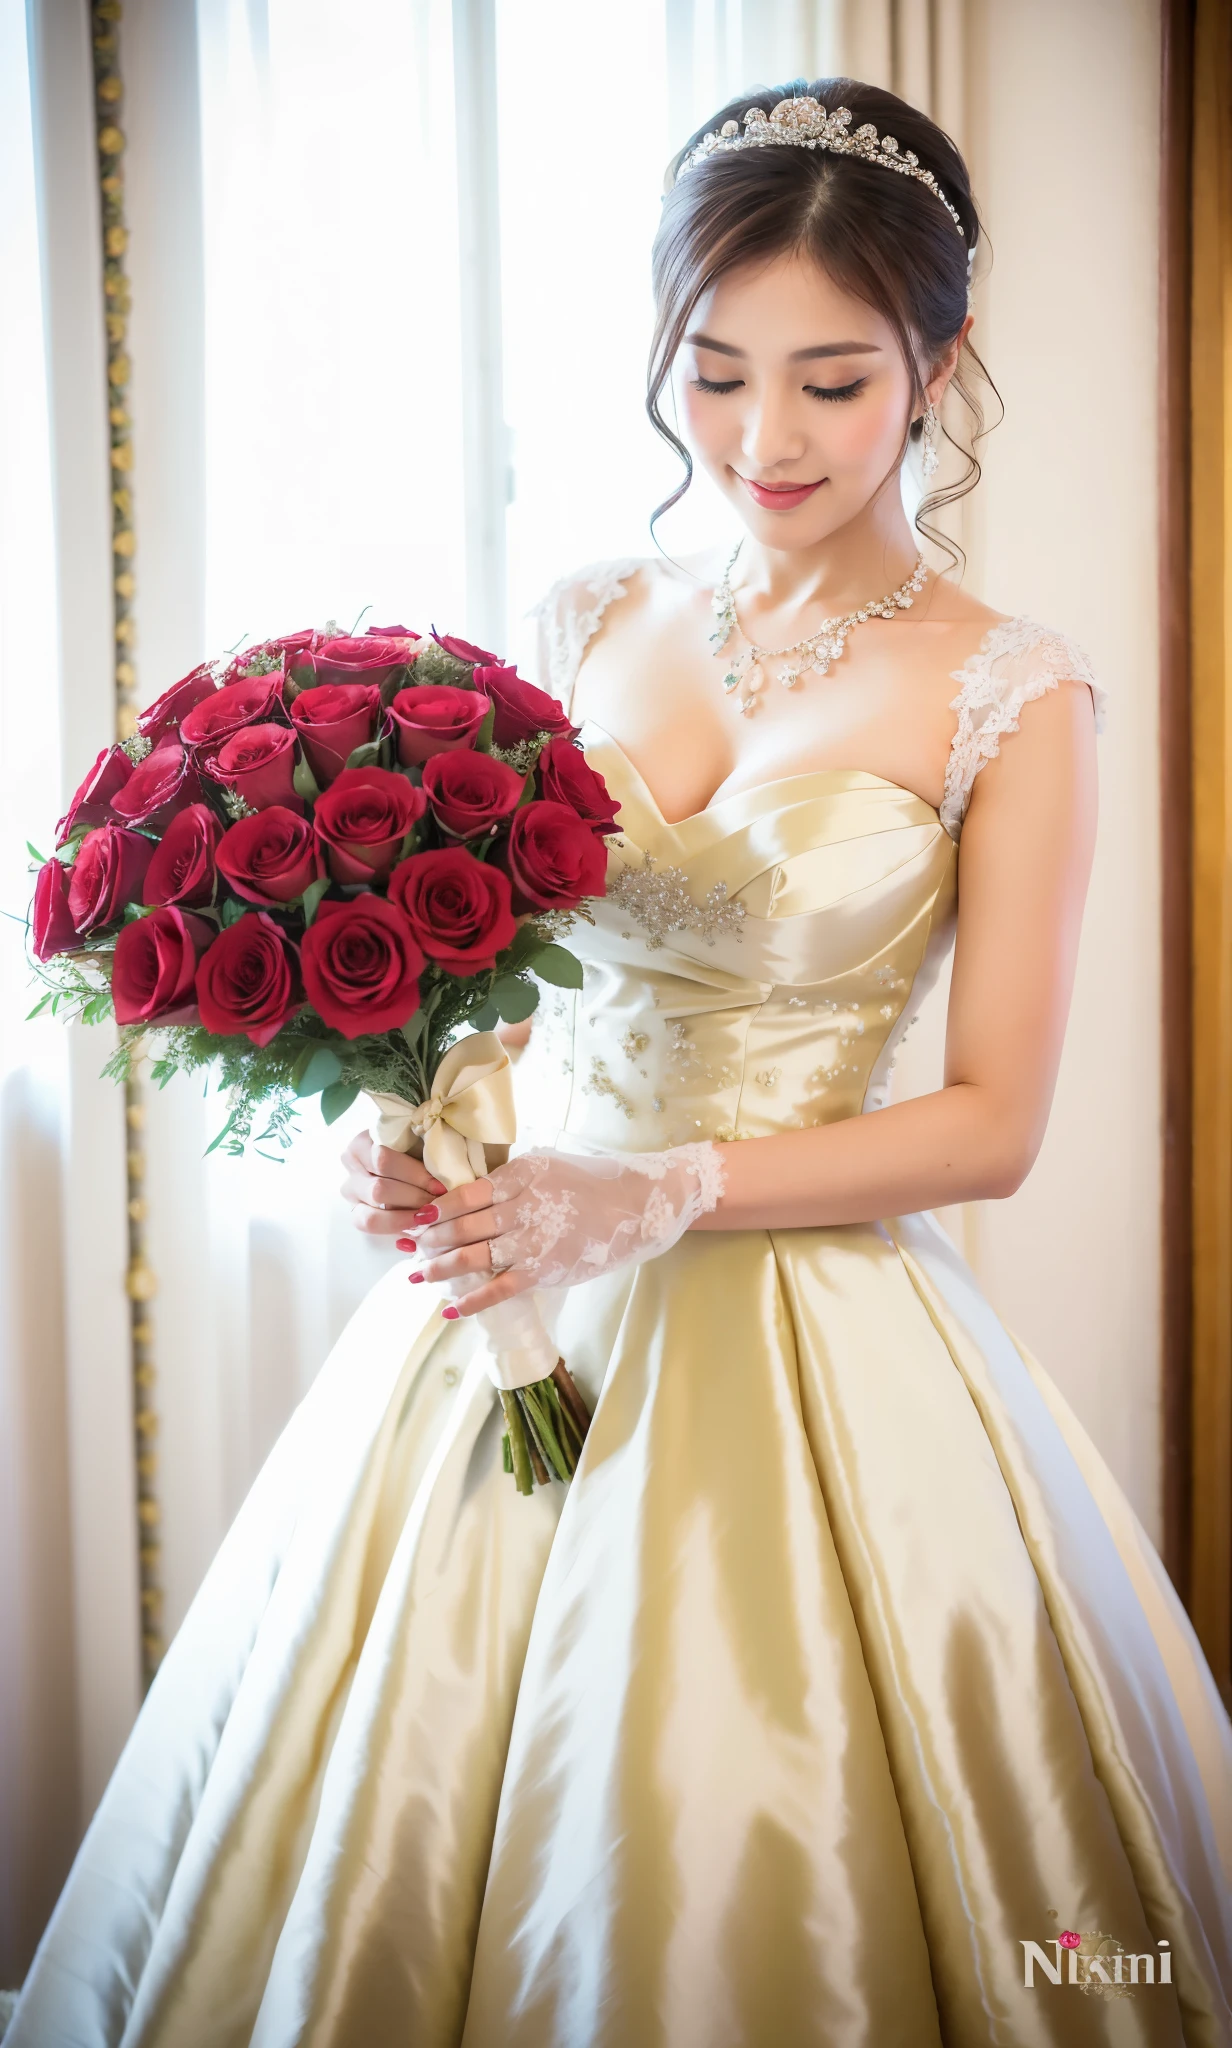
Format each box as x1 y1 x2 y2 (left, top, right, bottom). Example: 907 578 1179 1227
578 717 946 832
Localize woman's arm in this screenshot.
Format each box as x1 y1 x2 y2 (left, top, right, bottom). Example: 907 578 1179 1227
695 675 1098 1227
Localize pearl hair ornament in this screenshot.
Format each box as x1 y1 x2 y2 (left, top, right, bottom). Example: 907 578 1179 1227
673 97 967 243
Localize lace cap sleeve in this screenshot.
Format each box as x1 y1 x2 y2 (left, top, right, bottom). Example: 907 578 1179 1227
522 557 645 715
941 616 1106 838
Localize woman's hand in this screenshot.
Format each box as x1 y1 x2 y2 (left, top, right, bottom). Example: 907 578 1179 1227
396 1143 726 1316
339 1132 446 1238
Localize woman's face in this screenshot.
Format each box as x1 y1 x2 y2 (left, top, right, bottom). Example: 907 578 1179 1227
676 250 920 549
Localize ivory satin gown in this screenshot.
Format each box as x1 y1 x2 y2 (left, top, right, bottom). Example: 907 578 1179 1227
11 562 1232 2048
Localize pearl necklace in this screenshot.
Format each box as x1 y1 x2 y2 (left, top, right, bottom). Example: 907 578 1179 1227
710 544 929 714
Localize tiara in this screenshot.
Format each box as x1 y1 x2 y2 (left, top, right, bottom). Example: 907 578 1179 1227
673 97 966 241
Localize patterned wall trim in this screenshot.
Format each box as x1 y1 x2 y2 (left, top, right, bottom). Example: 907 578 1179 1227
90 0 163 1687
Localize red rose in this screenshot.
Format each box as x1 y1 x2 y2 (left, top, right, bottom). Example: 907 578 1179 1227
388 848 517 973
289 683 382 785
179 674 284 754
143 804 220 908
300 896 423 1038
472 663 576 747
503 800 608 911
138 663 218 744
305 635 412 698
389 685 489 766
112 907 214 1026
312 766 426 883
209 722 301 813
56 744 134 845
32 859 80 960
433 629 499 666
536 736 620 832
111 739 203 832
267 628 317 656
366 623 420 641
67 824 155 934
421 749 523 839
195 911 300 1045
216 806 321 905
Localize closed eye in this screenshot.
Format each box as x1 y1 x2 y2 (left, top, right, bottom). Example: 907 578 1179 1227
692 373 868 402
804 377 867 402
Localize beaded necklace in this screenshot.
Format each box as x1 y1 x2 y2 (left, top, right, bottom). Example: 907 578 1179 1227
710 543 929 714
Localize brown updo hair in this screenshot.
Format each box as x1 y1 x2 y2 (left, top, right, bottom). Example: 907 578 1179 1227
648 78 997 561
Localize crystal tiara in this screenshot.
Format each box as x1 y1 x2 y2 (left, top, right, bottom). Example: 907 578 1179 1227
673 96 966 241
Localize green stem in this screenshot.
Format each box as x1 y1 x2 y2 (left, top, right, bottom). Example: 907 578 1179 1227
518 1381 573 1483
499 1388 534 1495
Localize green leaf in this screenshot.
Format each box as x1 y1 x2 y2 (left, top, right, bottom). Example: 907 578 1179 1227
291 1044 343 1096
320 1079 361 1125
529 943 584 989
300 876 330 926
292 753 321 803
204 1106 241 1156
475 700 496 753
26 841 46 865
344 738 383 771
400 1009 427 1052
490 974 539 1024
503 923 543 971
467 999 499 1031
26 992 54 1019
221 898 249 928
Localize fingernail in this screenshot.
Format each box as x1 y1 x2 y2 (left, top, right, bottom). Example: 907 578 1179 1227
413 1205 439 1224
441 1304 459 1320
409 1270 425 1285
396 1237 417 1253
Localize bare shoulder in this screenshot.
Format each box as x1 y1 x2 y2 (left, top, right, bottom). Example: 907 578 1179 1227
912 571 1008 659
577 551 714 642
566 550 730 739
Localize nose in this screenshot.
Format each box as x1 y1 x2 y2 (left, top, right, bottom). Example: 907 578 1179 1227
740 382 809 474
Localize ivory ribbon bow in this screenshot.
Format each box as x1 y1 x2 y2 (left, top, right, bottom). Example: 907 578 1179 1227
366 1031 557 1391
366 1030 515 1193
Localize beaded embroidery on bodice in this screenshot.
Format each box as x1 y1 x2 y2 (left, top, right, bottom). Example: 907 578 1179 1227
516 560 1103 1157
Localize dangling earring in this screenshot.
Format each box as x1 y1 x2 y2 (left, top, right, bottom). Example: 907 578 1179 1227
920 401 940 480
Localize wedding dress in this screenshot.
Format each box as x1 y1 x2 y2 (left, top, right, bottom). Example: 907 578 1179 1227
10 561 1232 2048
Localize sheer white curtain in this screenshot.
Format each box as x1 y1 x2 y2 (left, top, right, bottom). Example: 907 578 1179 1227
144 0 472 1637
0 1 77 1982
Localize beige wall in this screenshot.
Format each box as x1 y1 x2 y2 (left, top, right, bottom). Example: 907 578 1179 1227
899 0 1164 1538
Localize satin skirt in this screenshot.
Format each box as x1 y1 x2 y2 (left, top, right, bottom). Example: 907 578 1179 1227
10 1215 1232 2048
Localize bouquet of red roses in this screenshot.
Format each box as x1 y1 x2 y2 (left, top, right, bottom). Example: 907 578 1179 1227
27 619 618 1493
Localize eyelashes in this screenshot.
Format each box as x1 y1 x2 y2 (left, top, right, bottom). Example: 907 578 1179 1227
805 377 866 403
691 374 867 404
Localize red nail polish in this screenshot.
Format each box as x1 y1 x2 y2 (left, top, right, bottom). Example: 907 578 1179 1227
414 1205 439 1224
441 1304 459 1319
409 1270 425 1285
396 1237 417 1253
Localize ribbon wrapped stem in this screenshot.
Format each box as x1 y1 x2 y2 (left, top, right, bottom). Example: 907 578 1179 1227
367 1030 592 1494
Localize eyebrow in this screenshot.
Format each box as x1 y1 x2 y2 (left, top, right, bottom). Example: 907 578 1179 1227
686 332 883 361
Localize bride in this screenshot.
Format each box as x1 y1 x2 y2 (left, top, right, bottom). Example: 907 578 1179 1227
10 77 1232 2048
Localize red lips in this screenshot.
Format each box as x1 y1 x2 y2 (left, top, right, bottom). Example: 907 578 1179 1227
737 475 824 510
